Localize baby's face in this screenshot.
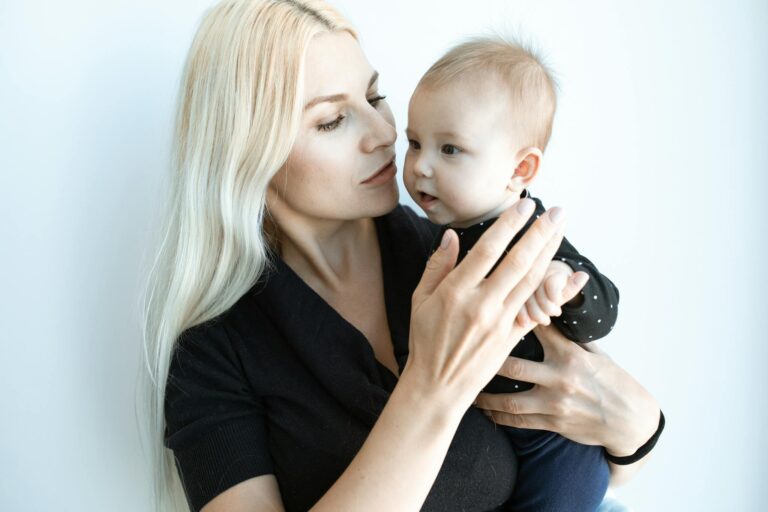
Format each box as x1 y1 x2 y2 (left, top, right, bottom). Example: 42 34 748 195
404 81 522 227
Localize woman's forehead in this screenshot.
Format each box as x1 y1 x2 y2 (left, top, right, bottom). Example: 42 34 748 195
302 31 375 103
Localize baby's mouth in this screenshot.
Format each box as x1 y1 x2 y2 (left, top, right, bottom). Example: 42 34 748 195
418 191 439 208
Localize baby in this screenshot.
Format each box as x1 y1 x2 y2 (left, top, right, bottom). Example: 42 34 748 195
404 36 620 511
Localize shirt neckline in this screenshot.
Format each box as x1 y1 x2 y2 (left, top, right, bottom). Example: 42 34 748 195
250 208 405 395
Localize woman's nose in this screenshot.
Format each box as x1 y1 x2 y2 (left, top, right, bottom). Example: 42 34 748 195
360 109 397 153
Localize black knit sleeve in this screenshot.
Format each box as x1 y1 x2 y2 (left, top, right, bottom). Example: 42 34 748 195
164 319 274 512
553 236 620 342
528 195 620 343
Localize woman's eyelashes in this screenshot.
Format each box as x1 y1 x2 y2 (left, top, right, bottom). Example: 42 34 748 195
315 94 387 132
368 94 386 107
318 115 345 132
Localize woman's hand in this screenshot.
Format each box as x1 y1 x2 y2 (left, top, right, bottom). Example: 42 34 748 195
473 323 661 484
402 198 585 412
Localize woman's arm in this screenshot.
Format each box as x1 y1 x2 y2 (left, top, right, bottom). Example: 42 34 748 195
473 323 661 486
309 370 467 511
203 200 581 511
312 201 577 510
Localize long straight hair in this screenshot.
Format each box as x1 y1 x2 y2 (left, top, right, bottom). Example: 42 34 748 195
137 1 356 510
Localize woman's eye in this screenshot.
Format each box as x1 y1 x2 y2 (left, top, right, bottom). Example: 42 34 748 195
408 139 420 150
368 94 387 107
441 144 461 155
317 115 345 132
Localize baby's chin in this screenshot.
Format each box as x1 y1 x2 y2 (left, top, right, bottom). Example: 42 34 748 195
421 207 464 227
408 192 473 226
416 206 448 225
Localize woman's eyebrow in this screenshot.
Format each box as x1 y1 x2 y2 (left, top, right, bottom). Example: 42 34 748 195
303 71 379 112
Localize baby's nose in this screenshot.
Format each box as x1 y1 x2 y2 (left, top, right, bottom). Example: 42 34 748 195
413 155 434 178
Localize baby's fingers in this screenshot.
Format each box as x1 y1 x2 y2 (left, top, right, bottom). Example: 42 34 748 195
559 271 590 305
537 278 565 316
525 295 552 326
515 304 533 330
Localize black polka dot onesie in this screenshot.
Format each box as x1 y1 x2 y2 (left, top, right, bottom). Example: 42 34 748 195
430 189 618 511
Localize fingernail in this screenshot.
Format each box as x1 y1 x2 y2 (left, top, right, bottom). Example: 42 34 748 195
549 207 565 224
483 410 492 417
440 230 451 250
517 198 535 215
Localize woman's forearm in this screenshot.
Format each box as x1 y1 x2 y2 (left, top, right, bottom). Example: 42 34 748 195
309 369 465 512
608 454 652 486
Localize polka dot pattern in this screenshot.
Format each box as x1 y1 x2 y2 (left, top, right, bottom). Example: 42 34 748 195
428 190 621 387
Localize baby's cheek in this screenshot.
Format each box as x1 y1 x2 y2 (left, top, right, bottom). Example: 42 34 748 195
440 189 472 216
447 186 491 217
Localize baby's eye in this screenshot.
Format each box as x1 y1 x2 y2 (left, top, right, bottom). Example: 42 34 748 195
441 144 461 155
408 139 421 150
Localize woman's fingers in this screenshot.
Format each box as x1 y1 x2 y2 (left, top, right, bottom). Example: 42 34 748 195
496 355 557 387
412 229 459 302
485 207 565 302
446 198 537 287
500 216 565 311
483 411 560 432
474 390 550 416
531 322 576 355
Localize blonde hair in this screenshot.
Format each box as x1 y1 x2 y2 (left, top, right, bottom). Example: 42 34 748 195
137 1 356 510
417 34 559 151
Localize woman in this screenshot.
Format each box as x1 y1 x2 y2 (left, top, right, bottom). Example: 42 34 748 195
141 1 662 511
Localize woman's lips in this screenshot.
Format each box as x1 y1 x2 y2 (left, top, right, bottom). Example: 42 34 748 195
418 191 439 210
361 158 396 185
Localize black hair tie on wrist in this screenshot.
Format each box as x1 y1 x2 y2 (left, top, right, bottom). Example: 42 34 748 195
604 410 665 465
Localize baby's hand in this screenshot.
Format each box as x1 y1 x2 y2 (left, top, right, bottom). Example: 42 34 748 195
515 261 590 328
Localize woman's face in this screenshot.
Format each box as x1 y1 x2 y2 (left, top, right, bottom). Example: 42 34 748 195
268 31 399 225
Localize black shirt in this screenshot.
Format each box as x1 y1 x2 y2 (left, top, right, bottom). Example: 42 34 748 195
430 190 620 394
164 204 519 512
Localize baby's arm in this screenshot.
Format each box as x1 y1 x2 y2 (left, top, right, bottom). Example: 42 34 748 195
549 236 620 342
522 195 620 343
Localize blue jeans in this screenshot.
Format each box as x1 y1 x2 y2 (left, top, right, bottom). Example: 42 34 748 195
501 427 610 512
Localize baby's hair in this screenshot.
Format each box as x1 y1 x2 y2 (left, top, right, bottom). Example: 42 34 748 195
417 33 559 152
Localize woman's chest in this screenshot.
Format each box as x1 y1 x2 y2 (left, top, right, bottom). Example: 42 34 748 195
265 381 517 512
323 275 399 378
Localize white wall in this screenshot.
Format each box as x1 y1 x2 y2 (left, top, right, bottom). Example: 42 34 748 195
1 1 766 510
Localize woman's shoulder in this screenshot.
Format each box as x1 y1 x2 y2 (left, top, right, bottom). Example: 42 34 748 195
166 315 244 402
165 313 275 511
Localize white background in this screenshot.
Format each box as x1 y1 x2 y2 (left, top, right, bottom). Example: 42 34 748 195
1 1 766 510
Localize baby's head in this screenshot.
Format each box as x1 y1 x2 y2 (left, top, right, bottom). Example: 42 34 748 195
404 35 558 227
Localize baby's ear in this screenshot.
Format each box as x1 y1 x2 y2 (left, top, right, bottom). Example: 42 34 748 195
508 147 543 191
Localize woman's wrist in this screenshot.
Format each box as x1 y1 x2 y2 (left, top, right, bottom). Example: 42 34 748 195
603 388 661 458
397 364 469 425
604 409 665 464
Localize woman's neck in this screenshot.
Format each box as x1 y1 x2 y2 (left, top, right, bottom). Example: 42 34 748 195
267 209 377 293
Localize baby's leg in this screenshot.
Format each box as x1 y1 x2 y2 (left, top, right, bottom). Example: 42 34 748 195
502 427 610 512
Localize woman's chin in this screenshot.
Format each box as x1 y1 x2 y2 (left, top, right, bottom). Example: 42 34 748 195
362 185 400 217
